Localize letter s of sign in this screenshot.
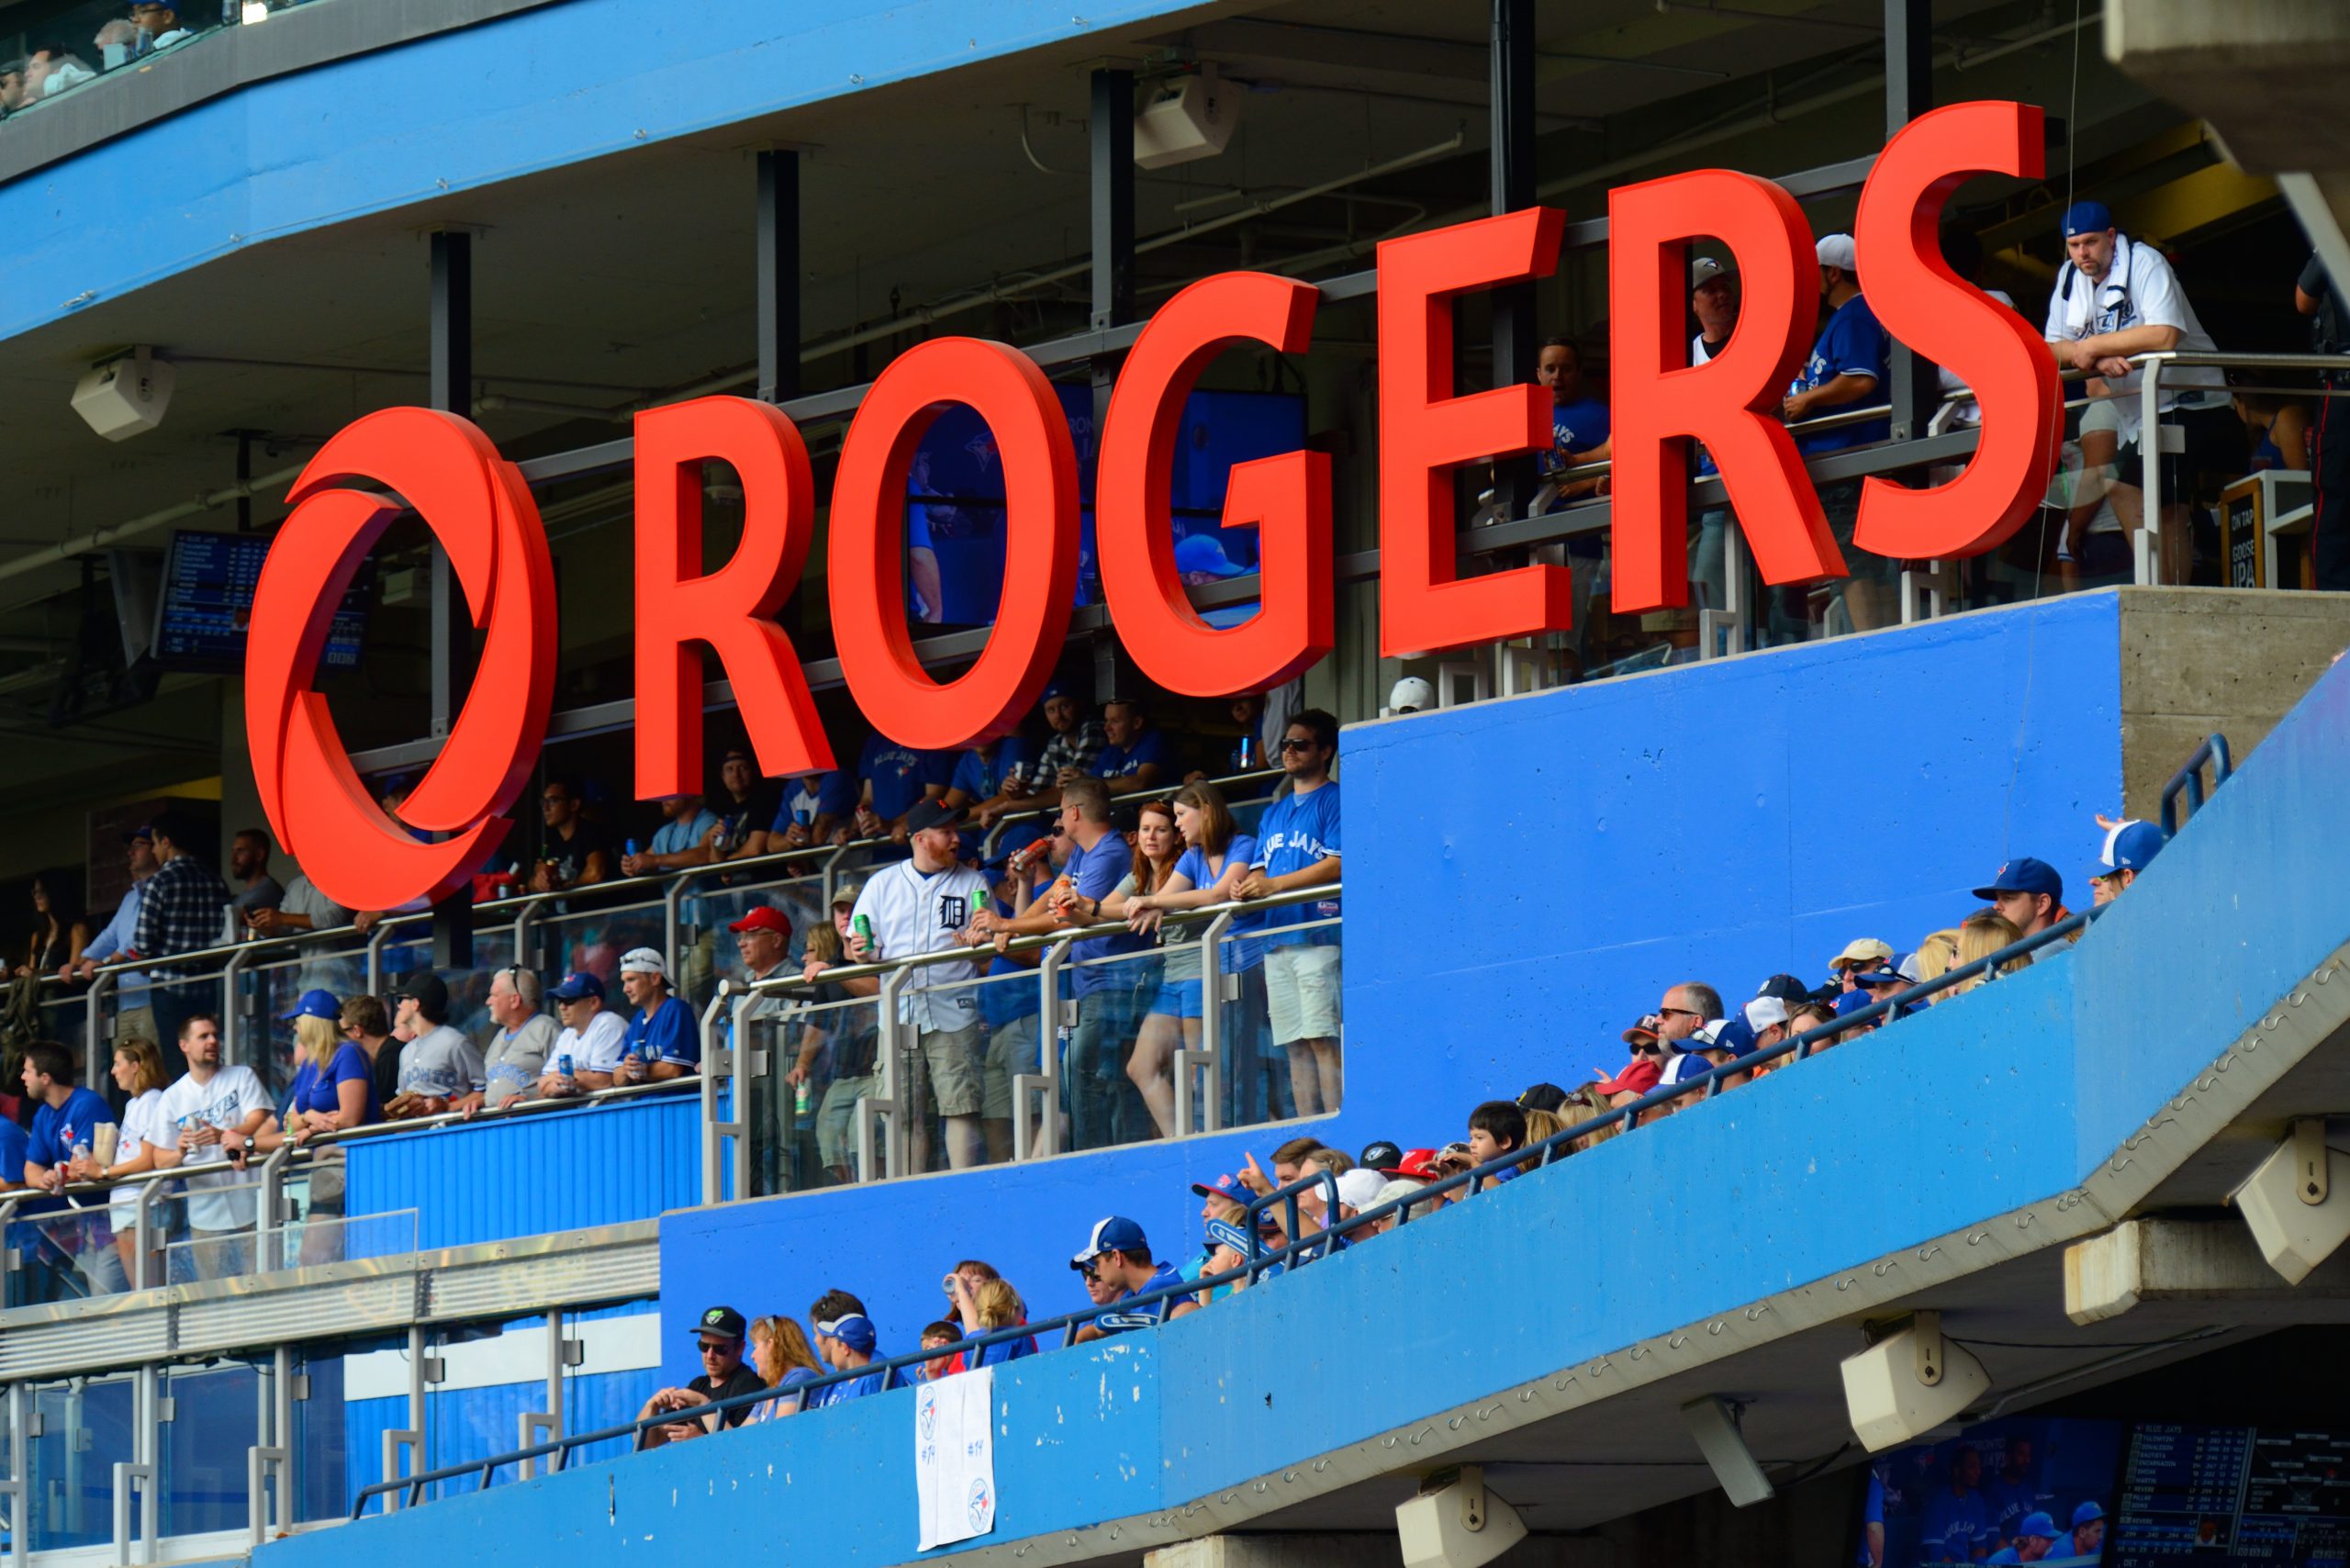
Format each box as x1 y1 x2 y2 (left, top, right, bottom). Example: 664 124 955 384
246 408 556 913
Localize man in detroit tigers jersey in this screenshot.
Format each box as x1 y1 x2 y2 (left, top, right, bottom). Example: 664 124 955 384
845 798 991 1171
1238 708 1343 1118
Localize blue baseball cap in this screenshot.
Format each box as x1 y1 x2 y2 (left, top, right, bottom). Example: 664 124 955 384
1972 857 2063 902
546 971 605 1002
122 823 156 844
279 987 341 1022
813 1312 877 1354
2016 1512 2058 1541
2091 818 2166 882
1834 988 1876 1018
1709 1016 1758 1058
2072 1501 2106 1528
2062 199 2113 238
1174 532 1248 578
1853 968 1905 988
1041 679 1075 703
1072 1215 1147 1269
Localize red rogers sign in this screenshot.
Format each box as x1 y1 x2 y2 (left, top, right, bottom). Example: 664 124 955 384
248 100 2059 912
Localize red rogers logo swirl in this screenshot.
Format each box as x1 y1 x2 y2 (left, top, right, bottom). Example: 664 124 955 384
245 408 556 913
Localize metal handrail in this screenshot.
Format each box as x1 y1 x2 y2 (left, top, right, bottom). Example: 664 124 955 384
2160 732 2233 836
976 765 1285 856
741 881 1341 997
353 893 2103 1521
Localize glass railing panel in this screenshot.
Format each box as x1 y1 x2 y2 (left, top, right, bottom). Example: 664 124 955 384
1214 910 1342 1126
373 927 519 1048
157 1176 266 1283
26 1374 134 1551
5 1202 125 1305
160 1361 261 1538
523 900 666 998
743 988 881 1193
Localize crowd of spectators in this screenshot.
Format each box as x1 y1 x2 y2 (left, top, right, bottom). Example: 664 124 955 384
585 814 2166 1450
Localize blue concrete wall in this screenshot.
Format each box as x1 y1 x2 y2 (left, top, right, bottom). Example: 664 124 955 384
344 1089 698 1249
251 605 2350 1568
0 0 1193 344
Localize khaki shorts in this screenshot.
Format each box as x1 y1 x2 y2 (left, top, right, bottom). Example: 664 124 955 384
1264 945 1341 1047
921 1023 987 1119
981 1014 1041 1123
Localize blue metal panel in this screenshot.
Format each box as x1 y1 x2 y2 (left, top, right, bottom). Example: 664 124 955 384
343 1092 699 1250
1 0 1205 346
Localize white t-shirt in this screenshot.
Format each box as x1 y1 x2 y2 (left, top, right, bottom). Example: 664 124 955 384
156 1066 275 1233
2042 234 2225 409
108 1088 170 1230
553 1009 628 1075
849 858 989 1031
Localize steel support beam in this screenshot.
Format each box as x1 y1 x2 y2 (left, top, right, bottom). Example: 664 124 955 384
428 229 476 969
756 151 801 404
1884 0 1937 441
1488 0 1539 521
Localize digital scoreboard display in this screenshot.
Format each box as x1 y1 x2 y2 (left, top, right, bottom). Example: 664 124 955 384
2112 1425 2349 1566
153 530 367 670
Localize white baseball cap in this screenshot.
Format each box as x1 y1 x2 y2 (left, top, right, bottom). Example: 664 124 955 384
1388 676 1435 714
1745 995 1791 1032
1334 1168 1387 1211
1816 233 1858 273
619 946 666 976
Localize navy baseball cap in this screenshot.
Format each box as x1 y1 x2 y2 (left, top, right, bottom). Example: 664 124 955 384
1972 857 2063 902
2061 199 2113 238
122 823 156 844
1834 988 1875 1018
1041 679 1075 702
279 987 341 1022
901 798 963 835
2091 818 2166 881
813 1312 878 1353
1755 973 1809 1005
546 971 605 1002
1072 1215 1147 1269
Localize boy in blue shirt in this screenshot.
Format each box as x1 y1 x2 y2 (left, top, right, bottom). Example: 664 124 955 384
1465 1100 1527 1188
1238 710 1343 1117
1784 232 1896 632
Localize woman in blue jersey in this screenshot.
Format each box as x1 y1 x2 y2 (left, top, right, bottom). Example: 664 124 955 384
739 1315 825 1422
1106 783 1259 1137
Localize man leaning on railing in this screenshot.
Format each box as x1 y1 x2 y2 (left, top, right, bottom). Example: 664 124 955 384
385 972 486 1118
615 948 699 1082
151 1013 274 1282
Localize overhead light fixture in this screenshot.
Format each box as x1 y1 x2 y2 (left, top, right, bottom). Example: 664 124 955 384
1682 1395 1776 1507
71 346 173 442
1840 1311 1990 1451
2232 1118 2349 1284
1133 64 1241 170
1395 1465 1526 1568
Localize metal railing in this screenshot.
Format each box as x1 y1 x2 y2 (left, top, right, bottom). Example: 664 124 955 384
705 881 1341 1197
352 898 2102 1521
2160 732 2234 835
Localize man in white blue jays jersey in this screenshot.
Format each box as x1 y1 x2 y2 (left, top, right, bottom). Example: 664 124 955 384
844 798 991 1170
1238 708 1343 1117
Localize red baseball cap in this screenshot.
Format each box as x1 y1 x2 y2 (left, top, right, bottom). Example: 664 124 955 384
727 906 792 937
1378 1148 1446 1181
1592 1056 1662 1098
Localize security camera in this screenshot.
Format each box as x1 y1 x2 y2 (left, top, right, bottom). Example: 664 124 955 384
1396 1465 1527 1568
72 347 173 441
1840 1311 1990 1451
2232 1119 2350 1284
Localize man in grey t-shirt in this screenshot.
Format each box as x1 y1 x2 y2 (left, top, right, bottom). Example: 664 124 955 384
468 966 555 1114
386 970 486 1118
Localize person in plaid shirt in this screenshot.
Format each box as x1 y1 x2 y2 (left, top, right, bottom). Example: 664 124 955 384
127 810 229 1070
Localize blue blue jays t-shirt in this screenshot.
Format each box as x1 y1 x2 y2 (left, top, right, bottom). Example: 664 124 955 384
624 994 698 1067
981 893 1049 1028
812 1365 890 1406
1542 397 1612 475
1098 1260 1186 1333
1252 781 1341 947
857 734 950 823
27 1087 117 1169
966 1331 1036 1369
1980 1475 2044 1544
290 1041 382 1123
1068 837 1149 998
1858 1468 1886 1565
949 737 1035 804
0 1117 28 1184
1790 294 1891 453
1094 730 1169 782
1918 1486 1991 1562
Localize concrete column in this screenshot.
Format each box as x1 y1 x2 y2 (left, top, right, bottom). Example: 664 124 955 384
2065 1215 2350 1326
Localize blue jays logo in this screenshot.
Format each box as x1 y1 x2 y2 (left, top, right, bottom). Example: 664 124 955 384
918 1390 937 1442
968 1476 992 1529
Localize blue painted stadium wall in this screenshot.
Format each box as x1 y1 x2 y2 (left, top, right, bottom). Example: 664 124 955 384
0 0 1196 345
251 604 2350 1568
343 1089 699 1250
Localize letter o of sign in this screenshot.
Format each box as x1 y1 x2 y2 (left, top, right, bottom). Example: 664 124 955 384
245 408 557 912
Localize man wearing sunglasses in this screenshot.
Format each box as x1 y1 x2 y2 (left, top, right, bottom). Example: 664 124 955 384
1653 982 1720 1051
1069 1215 1195 1342
1237 710 1344 1119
